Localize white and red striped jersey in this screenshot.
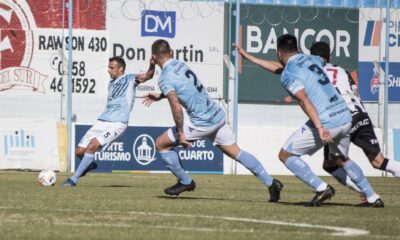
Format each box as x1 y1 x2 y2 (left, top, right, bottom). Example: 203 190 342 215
324 63 367 115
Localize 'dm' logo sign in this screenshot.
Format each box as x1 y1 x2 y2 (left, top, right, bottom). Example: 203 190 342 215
141 10 176 38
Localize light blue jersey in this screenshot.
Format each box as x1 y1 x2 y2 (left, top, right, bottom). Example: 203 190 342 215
98 73 137 124
158 59 224 127
280 54 351 129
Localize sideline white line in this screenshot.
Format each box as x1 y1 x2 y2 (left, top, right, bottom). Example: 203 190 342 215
51 221 254 233
0 207 369 237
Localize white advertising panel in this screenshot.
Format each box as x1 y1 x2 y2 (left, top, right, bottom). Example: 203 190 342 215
0 118 59 170
226 126 392 177
107 0 225 98
359 8 400 62
0 0 109 122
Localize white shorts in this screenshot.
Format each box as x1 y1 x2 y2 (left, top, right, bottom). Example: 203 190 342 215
167 118 236 146
282 122 351 158
78 121 128 151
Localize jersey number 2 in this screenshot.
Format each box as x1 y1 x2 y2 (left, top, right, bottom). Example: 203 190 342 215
185 70 203 92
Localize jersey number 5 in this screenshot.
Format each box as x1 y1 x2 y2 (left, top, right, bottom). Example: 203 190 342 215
185 70 203 92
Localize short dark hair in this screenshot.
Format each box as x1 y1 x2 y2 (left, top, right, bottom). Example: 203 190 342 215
277 34 298 53
152 39 171 56
310 41 331 63
109 56 126 71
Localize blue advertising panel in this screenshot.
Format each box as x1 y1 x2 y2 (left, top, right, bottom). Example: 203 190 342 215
394 129 400 162
358 62 400 102
75 125 223 174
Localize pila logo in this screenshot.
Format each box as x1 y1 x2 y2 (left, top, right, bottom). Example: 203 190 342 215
0 0 35 68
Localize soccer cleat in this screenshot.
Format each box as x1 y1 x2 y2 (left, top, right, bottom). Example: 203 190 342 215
308 185 335 207
164 180 196 196
62 178 77 187
80 162 98 177
356 198 384 208
268 179 284 202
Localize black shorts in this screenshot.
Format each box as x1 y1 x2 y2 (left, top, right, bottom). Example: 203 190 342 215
324 112 381 161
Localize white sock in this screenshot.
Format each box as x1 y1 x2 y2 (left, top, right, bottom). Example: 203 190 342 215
386 160 400 177
316 182 328 192
367 193 380 203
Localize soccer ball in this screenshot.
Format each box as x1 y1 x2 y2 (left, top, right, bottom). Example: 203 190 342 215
38 170 57 187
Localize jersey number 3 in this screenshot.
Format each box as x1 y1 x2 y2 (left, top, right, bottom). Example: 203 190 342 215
309 64 330 85
185 70 203 92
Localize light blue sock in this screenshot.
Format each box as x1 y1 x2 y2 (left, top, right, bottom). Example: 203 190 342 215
331 168 361 192
285 156 325 190
71 153 94 183
236 150 273 187
160 150 192 185
342 160 375 198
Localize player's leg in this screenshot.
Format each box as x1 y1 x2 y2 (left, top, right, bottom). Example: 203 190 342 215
157 127 195 195
279 124 334 206
69 138 101 183
352 113 400 177
75 147 86 159
330 123 384 207
64 121 127 187
370 152 400 177
213 121 283 202
322 145 361 192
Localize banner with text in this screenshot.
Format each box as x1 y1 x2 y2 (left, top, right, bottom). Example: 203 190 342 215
74 125 223 174
107 1 225 99
358 8 400 102
0 0 108 97
0 118 59 170
228 4 359 103
0 0 224 125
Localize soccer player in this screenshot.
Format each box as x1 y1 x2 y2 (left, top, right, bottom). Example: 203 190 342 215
63 56 156 187
310 41 400 199
234 34 383 207
142 39 283 202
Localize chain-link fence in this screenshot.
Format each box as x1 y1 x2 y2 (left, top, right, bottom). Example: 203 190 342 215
0 0 399 172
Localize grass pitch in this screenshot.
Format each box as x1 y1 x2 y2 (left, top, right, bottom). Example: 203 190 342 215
0 172 399 240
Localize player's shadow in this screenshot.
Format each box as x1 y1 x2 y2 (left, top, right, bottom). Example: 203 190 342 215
156 195 268 203
100 185 133 188
277 201 357 207
158 196 358 207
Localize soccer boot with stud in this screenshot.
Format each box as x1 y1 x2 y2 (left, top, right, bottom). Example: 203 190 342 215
164 180 196 196
268 179 284 202
307 185 335 206
62 178 77 187
356 198 384 208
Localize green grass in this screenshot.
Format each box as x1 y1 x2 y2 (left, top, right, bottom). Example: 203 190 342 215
0 172 399 240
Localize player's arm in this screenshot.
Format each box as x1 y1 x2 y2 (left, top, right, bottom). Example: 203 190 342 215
142 92 166 107
135 57 156 84
232 43 283 74
294 89 332 143
346 70 359 97
166 90 191 148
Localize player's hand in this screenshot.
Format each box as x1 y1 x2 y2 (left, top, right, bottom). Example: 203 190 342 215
178 135 192 149
142 93 162 107
150 55 157 65
232 43 245 56
318 127 333 144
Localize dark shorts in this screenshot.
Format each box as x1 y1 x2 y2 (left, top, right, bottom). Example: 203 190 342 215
324 112 381 161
